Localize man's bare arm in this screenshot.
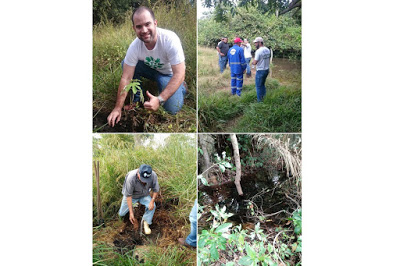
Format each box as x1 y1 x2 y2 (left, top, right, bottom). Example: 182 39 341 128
148 192 158 211
144 62 185 111
107 63 135 127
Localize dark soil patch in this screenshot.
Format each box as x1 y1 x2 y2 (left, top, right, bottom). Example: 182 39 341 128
199 169 290 227
93 107 167 133
111 196 185 254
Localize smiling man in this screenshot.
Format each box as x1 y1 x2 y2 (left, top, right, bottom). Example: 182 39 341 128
107 6 186 127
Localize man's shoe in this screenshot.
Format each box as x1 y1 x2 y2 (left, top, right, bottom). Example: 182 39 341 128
143 221 151 235
178 238 195 249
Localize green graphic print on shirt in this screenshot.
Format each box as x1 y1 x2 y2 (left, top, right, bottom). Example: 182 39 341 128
145 56 164 69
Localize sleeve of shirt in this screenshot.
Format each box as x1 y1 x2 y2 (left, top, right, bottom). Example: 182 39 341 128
254 49 260 61
123 39 140 67
166 32 185 66
122 171 134 197
151 172 160 193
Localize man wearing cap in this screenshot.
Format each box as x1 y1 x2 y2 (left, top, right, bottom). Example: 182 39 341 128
216 37 229 73
107 6 187 127
118 164 160 235
252 37 271 102
228 38 247 96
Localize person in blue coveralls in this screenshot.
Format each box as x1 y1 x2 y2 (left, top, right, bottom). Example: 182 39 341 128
228 38 247 96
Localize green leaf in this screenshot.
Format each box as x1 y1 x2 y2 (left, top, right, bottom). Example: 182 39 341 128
198 236 206 248
210 243 219 260
219 164 226 172
215 223 232 233
224 162 232 168
238 256 253 265
246 244 256 258
226 262 235 266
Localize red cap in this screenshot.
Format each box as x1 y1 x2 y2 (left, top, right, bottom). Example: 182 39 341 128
234 37 243 44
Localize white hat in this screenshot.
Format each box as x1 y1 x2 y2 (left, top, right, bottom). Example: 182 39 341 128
253 37 263 43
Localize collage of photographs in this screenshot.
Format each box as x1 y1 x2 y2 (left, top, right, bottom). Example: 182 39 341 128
93 0 302 265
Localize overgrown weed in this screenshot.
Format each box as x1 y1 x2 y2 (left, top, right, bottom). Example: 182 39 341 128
198 47 301 132
93 2 196 132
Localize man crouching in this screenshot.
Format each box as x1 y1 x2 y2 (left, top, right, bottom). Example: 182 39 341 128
118 164 159 235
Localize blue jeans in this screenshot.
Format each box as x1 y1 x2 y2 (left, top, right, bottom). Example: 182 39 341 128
185 199 197 247
245 58 251 75
255 69 269 102
231 73 244 96
118 195 156 225
219 55 228 73
122 60 186 115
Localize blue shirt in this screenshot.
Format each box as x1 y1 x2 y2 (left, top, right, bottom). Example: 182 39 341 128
228 44 247 74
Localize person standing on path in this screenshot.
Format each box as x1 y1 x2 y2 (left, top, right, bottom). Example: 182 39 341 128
118 164 160 235
228 38 247 96
252 37 271 102
216 37 229 73
242 39 252 78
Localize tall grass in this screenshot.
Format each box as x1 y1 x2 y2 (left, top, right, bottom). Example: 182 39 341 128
93 241 196 265
198 47 301 132
92 134 196 221
93 2 196 132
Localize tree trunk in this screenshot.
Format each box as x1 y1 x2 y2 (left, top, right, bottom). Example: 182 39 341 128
199 134 211 180
230 134 243 196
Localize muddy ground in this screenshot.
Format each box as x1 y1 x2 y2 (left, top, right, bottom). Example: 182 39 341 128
93 197 194 262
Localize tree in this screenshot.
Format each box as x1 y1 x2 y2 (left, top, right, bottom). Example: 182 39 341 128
203 0 301 19
230 134 243 196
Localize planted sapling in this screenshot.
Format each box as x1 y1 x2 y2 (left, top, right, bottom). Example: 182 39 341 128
123 79 144 104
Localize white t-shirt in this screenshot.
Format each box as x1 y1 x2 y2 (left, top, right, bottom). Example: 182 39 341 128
124 27 185 75
254 46 271 71
243 43 252 59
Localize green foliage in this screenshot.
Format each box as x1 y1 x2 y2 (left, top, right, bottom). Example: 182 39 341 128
288 208 302 235
123 78 144 103
93 2 197 132
214 151 233 173
199 81 301 132
236 86 302 132
198 5 301 58
92 134 196 221
198 205 301 265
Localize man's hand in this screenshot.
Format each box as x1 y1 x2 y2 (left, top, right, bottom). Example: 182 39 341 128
129 213 139 230
143 91 160 112
148 199 155 211
107 108 122 127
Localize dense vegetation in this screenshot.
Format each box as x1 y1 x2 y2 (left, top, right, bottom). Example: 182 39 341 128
198 5 301 59
198 134 302 265
198 47 301 132
92 134 196 265
93 1 197 132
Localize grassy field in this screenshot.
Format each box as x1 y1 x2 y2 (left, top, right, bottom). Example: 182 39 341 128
93 2 197 133
198 46 301 133
92 134 197 265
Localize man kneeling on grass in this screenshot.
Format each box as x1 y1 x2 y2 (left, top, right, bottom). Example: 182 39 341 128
118 164 159 235
107 6 187 127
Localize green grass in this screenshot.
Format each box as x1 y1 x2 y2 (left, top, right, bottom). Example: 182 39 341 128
198 46 301 132
93 2 196 132
93 241 195 266
92 134 196 222
93 134 196 265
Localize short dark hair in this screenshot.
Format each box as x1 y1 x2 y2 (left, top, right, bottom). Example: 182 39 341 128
132 6 155 24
